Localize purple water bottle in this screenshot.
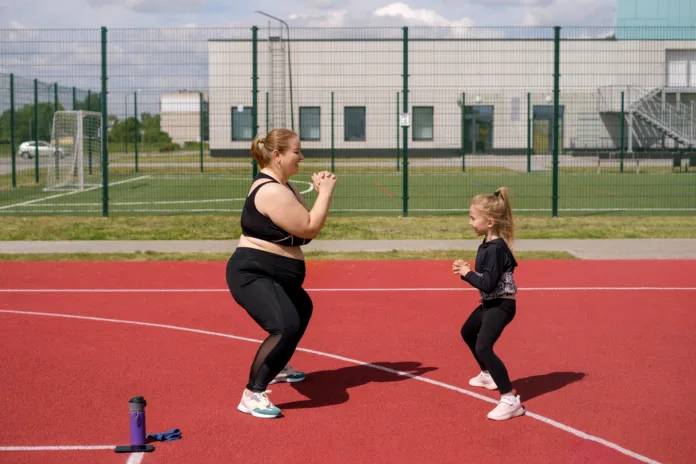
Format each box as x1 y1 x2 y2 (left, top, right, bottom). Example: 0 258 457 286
114 396 154 454
129 396 147 446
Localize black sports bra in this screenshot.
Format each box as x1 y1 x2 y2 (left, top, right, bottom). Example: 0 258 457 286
240 173 312 247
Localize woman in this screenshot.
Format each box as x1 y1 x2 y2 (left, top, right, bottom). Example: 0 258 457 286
226 128 338 419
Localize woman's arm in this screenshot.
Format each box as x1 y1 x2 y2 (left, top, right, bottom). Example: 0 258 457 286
256 174 336 239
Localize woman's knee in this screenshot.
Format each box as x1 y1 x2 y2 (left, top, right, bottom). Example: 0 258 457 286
295 290 313 322
281 320 303 340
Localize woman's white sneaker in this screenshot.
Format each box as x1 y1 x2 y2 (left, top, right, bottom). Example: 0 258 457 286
237 389 282 419
269 364 306 385
469 371 498 390
487 395 525 421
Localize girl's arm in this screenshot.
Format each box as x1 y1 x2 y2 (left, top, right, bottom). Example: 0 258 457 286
461 245 506 293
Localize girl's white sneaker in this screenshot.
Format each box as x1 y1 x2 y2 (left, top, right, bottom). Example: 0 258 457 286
487 395 525 421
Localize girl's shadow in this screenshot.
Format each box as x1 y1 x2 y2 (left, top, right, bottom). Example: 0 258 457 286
277 361 437 410
513 371 586 401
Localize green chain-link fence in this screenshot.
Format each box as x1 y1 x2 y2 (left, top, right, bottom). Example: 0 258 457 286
1 26 694 216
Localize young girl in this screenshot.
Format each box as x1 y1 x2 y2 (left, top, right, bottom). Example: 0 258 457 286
452 187 524 421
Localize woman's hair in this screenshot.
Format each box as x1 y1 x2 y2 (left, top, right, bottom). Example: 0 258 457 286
250 128 297 168
471 187 515 247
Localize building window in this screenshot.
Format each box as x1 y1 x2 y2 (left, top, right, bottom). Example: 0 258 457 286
510 97 521 121
299 107 321 141
412 106 434 141
668 61 688 87
344 106 366 141
666 50 696 88
231 106 253 141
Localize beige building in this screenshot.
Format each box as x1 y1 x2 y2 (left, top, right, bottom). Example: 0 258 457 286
160 91 208 146
207 33 696 157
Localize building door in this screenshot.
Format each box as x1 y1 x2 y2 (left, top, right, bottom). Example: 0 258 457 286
533 105 564 154
463 105 494 154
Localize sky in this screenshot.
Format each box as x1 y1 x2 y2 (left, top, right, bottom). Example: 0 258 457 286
2 0 618 30
0 0 619 117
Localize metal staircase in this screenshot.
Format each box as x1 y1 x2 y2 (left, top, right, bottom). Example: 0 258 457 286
631 90 696 148
597 86 696 149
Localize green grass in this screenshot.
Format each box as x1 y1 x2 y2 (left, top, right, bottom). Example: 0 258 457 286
0 250 576 261
1 169 694 217
1 215 694 240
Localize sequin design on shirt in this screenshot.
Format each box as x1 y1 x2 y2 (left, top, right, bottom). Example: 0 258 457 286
474 271 517 300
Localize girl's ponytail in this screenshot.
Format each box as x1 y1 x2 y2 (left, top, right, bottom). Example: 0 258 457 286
493 187 515 248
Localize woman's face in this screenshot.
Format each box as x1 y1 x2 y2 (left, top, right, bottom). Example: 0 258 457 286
275 136 304 177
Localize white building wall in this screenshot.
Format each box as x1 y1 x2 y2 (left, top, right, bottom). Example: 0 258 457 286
208 38 696 153
160 92 207 145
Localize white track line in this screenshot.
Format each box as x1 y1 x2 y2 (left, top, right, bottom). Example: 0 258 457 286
0 445 114 451
0 309 660 464
126 452 144 464
0 180 312 211
0 286 694 293
0 176 151 211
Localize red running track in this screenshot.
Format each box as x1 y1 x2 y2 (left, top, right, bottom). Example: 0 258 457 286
0 260 694 464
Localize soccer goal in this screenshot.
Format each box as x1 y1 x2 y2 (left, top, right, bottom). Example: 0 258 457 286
44 110 102 192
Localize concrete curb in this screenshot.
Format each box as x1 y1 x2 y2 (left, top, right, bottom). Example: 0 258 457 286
1 239 695 259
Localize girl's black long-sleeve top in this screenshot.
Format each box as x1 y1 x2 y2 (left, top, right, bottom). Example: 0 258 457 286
462 237 518 300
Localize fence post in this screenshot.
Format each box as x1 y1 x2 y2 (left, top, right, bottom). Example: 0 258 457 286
10 74 16 188
34 79 39 183
331 91 335 173
265 91 269 133
200 91 204 173
73 87 76 110
552 26 561 218
54 83 59 182
251 26 258 177
87 89 93 175
461 92 466 172
101 26 109 218
402 26 409 217
396 92 400 172
527 92 531 173
134 91 139 173
620 91 625 173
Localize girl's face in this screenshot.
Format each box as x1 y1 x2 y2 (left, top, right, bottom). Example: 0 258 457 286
468 204 494 236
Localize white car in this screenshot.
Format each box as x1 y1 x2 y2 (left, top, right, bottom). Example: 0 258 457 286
18 141 65 159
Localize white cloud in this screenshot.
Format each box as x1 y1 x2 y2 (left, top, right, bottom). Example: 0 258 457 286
304 0 348 9
468 0 552 6
286 2 477 30
522 10 551 26
9 20 27 29
373 2 463 27
288 10 348 27
517 0 615 26
87 0 211 13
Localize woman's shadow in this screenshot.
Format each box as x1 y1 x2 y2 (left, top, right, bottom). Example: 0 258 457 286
276 361 437 410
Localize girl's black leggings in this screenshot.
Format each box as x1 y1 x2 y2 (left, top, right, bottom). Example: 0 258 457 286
226 247 313 393
460 298 516 394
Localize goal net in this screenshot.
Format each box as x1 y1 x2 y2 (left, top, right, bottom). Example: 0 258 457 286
44 110 102 192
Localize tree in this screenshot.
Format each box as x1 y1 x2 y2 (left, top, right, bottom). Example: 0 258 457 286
0 102 64 143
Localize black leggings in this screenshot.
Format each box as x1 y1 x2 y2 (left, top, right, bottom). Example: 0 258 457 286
226 247 313 393
460 298 516 394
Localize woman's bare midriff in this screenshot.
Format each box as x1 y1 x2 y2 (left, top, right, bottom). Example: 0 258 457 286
237 234 305 261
